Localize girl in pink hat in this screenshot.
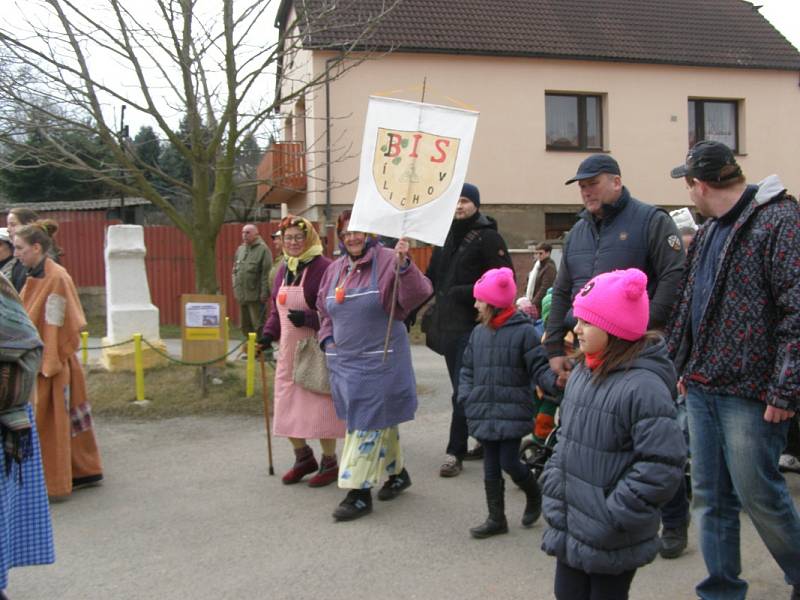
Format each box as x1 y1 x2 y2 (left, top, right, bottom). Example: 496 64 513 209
458 267 559 539
540 268 686 600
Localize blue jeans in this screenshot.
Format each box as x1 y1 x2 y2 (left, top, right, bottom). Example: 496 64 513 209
687 387 800 600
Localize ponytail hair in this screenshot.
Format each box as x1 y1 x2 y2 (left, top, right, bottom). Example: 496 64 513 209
15 219 59 256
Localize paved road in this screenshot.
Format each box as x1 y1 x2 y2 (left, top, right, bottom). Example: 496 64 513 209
11 346 799 599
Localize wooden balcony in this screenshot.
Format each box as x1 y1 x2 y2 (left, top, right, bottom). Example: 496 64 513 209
256 141 306 204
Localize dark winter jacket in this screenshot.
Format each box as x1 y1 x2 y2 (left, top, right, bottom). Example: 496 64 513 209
541 338 686 574
545 188 684 358
458 312 557 441
424 212 512 352
665 175 800 411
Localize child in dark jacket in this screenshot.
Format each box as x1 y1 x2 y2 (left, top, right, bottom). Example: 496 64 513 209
458 267 558 539
540 268 687 600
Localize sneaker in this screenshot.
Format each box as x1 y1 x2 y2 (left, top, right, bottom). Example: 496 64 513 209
464 443 484 461
779 454 800 474
377 469 412 501
332 489 373 521
439 454 463 478
659 525 688 559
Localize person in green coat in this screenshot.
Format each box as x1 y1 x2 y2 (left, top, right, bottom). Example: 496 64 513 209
232 224 273 342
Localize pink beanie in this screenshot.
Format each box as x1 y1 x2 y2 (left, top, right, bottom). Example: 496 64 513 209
473 267 517 309
572 269 649 341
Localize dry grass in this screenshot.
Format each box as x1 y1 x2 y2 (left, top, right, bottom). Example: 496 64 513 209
85 359 273 420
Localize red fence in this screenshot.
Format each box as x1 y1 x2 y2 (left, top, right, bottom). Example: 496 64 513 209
13 215 435 326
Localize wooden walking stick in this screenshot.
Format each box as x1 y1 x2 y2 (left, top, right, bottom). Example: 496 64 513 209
259 351 275 476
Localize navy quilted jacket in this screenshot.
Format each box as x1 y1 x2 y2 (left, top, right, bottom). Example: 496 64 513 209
541 338 686 574
458 312 557 441
665 176 800 411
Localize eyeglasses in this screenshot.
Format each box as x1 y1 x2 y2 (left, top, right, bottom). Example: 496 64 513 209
341 231 365 239
283 234 306 243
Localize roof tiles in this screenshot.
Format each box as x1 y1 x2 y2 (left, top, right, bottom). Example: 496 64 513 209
289 0 800 70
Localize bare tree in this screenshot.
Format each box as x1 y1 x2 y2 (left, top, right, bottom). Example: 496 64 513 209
0 0 398 293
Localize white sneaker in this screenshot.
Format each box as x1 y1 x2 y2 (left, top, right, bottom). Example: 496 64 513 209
779 454 800 474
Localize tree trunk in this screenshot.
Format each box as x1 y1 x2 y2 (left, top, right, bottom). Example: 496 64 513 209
191 232 220 294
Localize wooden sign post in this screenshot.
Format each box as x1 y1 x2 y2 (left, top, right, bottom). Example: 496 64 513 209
181 294 227 395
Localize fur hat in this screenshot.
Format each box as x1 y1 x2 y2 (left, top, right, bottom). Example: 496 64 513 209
473 267 516 309
573 269 649 341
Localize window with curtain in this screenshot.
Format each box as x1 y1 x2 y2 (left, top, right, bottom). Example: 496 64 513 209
688 99 738 152
545 93 603 150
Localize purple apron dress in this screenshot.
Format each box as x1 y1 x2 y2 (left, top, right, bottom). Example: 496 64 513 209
324 253 418 431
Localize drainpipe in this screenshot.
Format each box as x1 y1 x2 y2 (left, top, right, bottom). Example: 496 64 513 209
324 53 342 226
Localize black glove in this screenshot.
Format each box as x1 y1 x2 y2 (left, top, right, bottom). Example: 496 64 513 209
287 309 306 328
257 334 273 351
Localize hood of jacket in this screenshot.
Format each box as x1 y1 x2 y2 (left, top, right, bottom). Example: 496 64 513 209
755 174 786 205
616 337 677 399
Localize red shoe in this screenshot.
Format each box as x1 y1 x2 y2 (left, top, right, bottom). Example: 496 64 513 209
308 455 339 488
282 446 318 484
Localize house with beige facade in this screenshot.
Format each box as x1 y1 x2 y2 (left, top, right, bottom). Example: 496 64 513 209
259 0 800 248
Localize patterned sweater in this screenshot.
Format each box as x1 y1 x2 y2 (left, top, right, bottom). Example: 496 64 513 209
664 175 800 411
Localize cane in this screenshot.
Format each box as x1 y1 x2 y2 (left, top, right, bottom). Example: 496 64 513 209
259 350 275 476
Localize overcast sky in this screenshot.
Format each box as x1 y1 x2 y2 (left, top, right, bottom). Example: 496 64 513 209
3 0 798 137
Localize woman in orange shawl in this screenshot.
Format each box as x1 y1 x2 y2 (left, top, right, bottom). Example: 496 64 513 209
14 220 103 498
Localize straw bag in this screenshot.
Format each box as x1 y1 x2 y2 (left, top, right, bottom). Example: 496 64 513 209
292 336 331 394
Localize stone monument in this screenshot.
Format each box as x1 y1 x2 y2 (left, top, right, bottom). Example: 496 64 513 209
101 225 168 371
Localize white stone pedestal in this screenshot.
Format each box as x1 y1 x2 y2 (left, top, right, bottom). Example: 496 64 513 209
101 225 168 371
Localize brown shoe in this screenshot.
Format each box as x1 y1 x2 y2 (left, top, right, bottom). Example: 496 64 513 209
439 454 463 478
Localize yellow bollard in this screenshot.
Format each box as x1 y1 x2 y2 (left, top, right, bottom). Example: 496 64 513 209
224 317 230 361
81 331 89 366
246 332 256 397
133 333 145 402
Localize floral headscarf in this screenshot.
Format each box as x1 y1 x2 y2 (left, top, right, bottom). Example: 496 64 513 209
279 216 324 275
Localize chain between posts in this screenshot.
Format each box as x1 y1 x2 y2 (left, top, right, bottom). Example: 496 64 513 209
80 336 273 366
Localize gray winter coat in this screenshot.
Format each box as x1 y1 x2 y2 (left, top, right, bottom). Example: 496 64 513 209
541 338 686 574
458 312 557 441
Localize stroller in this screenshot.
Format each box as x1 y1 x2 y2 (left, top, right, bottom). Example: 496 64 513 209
519 387 561 483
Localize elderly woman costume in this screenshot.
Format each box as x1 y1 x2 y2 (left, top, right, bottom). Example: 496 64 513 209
317 211 432 521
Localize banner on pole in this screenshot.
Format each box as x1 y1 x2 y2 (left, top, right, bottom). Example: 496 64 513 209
348 96 479 246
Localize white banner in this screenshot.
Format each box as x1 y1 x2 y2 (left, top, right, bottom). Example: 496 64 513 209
348 96 479 246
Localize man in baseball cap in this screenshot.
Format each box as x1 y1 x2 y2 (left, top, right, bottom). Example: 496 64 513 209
665 139 800 599
670 140 742 184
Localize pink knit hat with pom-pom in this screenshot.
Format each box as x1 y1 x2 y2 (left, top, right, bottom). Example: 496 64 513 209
473 267 517 309
572 269 649 341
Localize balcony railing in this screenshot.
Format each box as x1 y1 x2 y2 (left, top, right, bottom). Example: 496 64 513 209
256 141 306 204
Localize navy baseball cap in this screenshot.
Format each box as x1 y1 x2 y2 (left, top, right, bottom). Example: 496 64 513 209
565 154 621 185
670 140 742 182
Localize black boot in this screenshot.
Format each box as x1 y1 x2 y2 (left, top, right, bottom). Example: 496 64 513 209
515 472 542 527
470 479 509 539
332 489 373 521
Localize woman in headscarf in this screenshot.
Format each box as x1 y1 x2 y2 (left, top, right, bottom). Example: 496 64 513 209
14 220 103 498
259 216 345 487
0 271 55 599
317 211 432 521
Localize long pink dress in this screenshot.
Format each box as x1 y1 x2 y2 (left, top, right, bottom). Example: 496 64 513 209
271 269 345 439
